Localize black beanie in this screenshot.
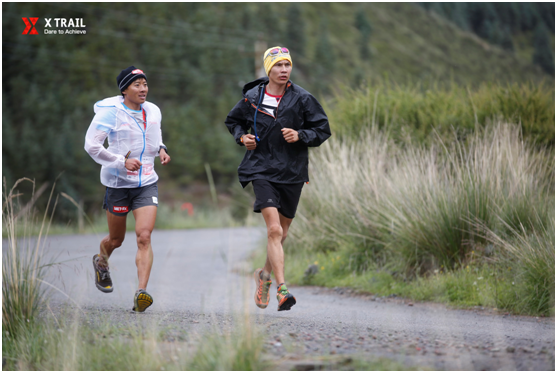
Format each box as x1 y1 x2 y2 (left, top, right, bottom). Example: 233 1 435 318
116 66 147 94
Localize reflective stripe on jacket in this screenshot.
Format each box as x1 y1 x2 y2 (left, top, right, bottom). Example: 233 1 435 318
225 77 331 185
84 96 166 188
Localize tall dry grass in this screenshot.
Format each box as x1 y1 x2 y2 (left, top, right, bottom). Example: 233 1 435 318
291 122 553 273
2 177 58 339
482 211 555 315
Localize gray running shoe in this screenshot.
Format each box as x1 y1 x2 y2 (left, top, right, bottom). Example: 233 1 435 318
92 254 113 293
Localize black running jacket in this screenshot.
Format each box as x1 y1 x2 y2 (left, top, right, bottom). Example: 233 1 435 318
225 77 331 185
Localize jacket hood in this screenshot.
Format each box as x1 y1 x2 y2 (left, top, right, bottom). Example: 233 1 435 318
94 96 157 115
94 96 124 113
242 77 295 102
242 77 268 96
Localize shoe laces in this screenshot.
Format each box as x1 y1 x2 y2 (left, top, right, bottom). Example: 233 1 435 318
257 279 271 295
97 258 108 272
101 271 111 281
96 257 110 278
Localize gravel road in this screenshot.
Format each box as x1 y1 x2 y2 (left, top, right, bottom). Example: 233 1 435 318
8 227 554 370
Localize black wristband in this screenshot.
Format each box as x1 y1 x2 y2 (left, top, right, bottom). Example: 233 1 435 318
159 145 169 155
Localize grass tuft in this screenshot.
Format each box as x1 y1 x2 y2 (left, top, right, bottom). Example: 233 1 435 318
2 177 57 339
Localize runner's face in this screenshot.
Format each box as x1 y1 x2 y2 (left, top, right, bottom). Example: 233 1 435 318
122 78 148 106
268 60 291 86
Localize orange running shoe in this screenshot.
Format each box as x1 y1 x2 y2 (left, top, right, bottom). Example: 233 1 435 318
254 268 272 309
277 283 296 311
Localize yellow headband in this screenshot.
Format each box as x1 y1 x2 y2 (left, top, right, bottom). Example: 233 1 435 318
263 46 293 76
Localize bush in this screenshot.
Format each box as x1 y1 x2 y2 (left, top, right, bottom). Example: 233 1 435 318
327 81 555 147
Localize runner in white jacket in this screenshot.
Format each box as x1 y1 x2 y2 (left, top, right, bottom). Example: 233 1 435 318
84 66 171 312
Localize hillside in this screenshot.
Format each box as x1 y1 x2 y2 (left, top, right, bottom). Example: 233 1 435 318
289 3 550 91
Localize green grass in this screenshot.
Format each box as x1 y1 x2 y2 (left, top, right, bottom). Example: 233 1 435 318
326 81 555 146
2 310 267 371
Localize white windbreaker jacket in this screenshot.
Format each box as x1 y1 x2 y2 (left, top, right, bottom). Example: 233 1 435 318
84 96 166 188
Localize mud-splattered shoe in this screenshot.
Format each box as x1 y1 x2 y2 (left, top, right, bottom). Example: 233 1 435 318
276 284 296 311
92 254 113 293
132 289 153 312
254 269 272 309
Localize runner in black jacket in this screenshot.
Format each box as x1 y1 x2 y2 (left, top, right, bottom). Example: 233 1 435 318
225 46 331 311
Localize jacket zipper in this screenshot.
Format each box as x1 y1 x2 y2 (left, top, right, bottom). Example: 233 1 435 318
123 109 146 187
274 87 288 122
251 103 274 118
249 83 290 121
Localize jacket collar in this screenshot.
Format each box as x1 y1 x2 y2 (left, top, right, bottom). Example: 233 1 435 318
243 78 293 103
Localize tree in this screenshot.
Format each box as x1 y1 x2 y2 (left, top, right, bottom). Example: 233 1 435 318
533 24 554 75
285 3 306 58
313 17 336 93
499 25 514 52
355 11 372 59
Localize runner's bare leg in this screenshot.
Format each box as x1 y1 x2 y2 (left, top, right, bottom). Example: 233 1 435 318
262 208 293 284
133 205 157 290
99 210 127 265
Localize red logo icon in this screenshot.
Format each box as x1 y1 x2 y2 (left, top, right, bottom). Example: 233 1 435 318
131 69 144 74
22 17 39 35
113 206 129 213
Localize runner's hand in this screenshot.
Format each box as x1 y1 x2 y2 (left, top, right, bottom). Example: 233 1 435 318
281 128 299 143
243 134 257 150
160 149 171 165
125 158 142 171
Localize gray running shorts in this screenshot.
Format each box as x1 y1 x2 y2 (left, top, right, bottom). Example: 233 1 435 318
103 183 158 216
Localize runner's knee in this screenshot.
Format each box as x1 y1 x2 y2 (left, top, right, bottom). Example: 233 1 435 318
106 236 124 249
136 230 152 248
112 237 124 248
267 224 283 241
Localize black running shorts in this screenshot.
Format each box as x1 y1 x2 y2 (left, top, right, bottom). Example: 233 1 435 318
103 183 158 216
251 180 304 219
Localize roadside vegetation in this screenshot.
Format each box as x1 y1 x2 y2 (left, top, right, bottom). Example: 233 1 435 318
282 82 554 317
327 81 554 146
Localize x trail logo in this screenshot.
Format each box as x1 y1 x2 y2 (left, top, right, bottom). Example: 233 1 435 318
22 17 39 35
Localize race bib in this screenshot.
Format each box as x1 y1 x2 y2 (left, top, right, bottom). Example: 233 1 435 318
142 157 154 176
